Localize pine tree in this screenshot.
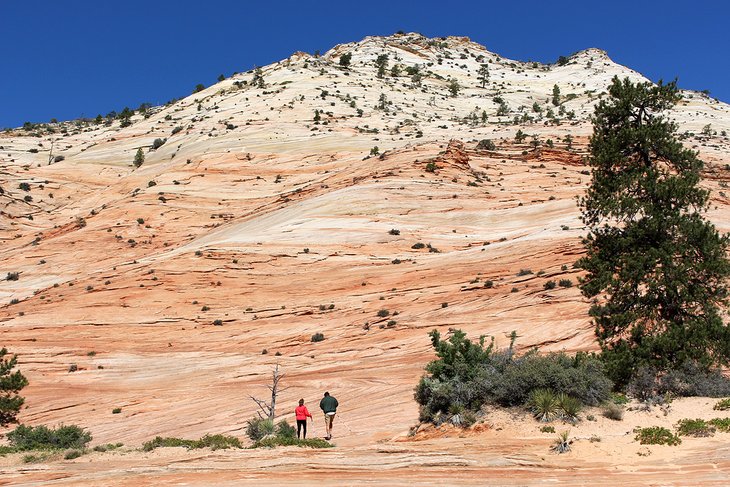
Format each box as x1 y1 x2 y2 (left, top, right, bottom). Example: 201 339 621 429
252 67 264 88
133 148 145 168
375 54 389 78
477 64 490 88
448 78 460 97
0 348 28 426
552 84 561 106
578 77 730 387
339 53 352 68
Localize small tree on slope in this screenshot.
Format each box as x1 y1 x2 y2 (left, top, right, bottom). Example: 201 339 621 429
0 348 28 426
577 77 730 388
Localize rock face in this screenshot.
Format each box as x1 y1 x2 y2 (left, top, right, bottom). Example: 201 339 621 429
1 33 729 484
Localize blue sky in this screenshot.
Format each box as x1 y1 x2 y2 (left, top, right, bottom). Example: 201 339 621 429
2 0 728 128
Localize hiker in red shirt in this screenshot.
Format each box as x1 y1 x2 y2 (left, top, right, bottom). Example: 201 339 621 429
295 398 313 439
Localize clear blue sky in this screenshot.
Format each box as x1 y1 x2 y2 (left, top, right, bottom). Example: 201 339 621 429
2 0 728 128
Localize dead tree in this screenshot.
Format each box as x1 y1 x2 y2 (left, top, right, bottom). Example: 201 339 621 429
249 364 287 420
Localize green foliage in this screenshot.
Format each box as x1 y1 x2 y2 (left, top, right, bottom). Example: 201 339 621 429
64 449 84 460
578 77 730 388
448 79 461 97
540 425 555 433
477 64 489 88
676 418 715 437
142 434 241 452
133 148 144 168
8 424 92 450
414 330 611 423
713 398 730 410
527 389 559 422
634 426 681 446
311 332 325 342
558 279 572 288
552 84 561 106
151 138 166 150
602 402 624 421
339 53 352 68
246 417 274 441
557 393 582 421
709 418 730 432
252 67 264 88
276 420 296 439
375 54 389 78
628 362 730 400
0 348 28 426
476 139 495 151
551 430 571 453
251 436 332 449
193 84 205 93
515 130 526 143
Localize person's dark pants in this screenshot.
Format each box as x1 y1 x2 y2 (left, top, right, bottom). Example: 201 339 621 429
297 419 307 439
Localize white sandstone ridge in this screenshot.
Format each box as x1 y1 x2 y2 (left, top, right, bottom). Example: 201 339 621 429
4 33 729 170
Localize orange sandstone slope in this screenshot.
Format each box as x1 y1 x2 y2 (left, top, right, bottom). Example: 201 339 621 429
1 33 730 484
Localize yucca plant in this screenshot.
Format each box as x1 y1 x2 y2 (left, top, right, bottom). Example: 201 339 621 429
557 393 582 423
551 430 571 453
528 389 559 422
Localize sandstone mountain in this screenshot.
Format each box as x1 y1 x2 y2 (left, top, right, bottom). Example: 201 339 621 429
1 33 729 484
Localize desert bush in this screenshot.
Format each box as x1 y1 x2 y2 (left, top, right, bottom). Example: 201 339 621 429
151 138 167 150
311 333 325 342
377 309 390 318
527 389 559 422
64 449 84 460
171 126 183 135
558 279 572 288
276 420 296 439
557 393 582 422
713 398 730 411
476 139 495 150
414 330 611 423
602 402 624 421
246 417 274 441
634 426 681 446
389 229 400 235
551 431 571 453
540 425 555 433
544 280 556 290
709 418 730 432
7 424 92 450
676 418 715 437
112 408 121 414
517 269 532 276
628 362 730 400
143 434 241 452
251 436 332 449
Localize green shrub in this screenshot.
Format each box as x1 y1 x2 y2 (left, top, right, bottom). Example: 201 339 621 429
602 402 624 421
709 418 730 432
543 280 556 290
676 418 715 437
0 445 16 455
377 309 390 318
414 330 611 423
151 138 167 150
142 434 241 452
112 408 121 414
713 398 730 411
629 362 730 400
246 417 274 441
476 139 496 151
551 431 571 453
558 279 572 288
64 449 84 460
540 426 555 433
634 427 681 446
311 333 325 342
251 436 332 449
276 420 296 439
527 389 559 422
517 269 532 276
7 424 92 450
557 393 582 421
